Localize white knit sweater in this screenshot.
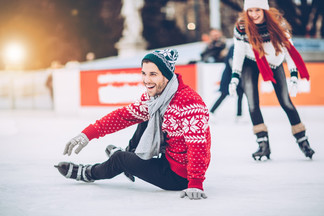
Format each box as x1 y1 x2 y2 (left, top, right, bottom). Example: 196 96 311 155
232 22 298 79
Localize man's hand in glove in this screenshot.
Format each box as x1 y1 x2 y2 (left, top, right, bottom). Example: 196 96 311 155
63 133 89 156
180 188 207 200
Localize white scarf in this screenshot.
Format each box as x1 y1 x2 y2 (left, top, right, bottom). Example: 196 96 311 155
135 75 179 160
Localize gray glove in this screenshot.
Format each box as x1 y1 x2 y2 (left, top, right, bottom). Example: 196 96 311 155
228 77 239 96
289 76 298 97
63 133 89 156
180 188 207 200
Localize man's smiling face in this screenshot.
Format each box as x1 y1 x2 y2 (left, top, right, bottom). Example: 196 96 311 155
141 61 169 97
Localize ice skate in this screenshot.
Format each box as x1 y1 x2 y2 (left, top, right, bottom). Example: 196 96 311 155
252 136 271 160
292 124 315 159
105 144 123 158
105 145 135 182
54 162 94 182
297 137 315 159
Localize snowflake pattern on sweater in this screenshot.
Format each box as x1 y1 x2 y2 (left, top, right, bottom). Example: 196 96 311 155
232 22 298 79
82 74 211 190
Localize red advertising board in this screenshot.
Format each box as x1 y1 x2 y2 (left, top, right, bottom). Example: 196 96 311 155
80 64 197 107
259 63 324 106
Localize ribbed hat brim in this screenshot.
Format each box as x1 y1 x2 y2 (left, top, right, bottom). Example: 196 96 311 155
244 0 269 11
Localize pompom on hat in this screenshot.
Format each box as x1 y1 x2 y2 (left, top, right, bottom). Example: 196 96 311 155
244 0 269 11
142 48 179 80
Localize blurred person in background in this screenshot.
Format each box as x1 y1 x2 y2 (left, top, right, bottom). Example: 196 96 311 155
210 45 245 122
201 29 227 63
306 0 324 38
228 0 315 160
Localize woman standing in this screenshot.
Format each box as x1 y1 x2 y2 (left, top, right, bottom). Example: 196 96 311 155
229 0 315 160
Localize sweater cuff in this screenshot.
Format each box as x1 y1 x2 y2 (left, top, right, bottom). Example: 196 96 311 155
188 178 203 191
232 71 241 79
290 68 298 78
81 124 100 141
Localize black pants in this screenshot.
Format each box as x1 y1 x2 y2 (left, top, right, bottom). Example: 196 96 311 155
90 122 188 191
210 91 243 116
240 58 301 126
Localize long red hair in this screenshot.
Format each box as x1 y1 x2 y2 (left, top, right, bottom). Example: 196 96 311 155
237 8 292 57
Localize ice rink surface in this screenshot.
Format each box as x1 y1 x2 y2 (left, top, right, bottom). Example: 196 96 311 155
1 99 323 216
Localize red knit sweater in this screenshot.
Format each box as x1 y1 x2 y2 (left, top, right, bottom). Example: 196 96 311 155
82 74 211 190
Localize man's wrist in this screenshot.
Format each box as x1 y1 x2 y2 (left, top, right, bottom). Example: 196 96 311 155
188 179 203 190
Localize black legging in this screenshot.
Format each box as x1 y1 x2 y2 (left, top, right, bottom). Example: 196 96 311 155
240 58 301 126
210 91 243 116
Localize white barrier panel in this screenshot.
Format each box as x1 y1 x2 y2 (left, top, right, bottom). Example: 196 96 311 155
52 69 80 114
13 73 34 109
0 73 13 109
33 71 53 109
197 63 226 108
0 71 53 109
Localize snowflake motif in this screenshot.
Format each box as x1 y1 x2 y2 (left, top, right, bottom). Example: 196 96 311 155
133 100 148 113
139 102 148 113
126 101 148 121
133 100 141 106
183 116 200 133
168 116 178 130
154 49 178 72
142 92 150 100
160 49 178 62
201 116 209 131
162 115 178 131
196 120 204 129
193 115 209 132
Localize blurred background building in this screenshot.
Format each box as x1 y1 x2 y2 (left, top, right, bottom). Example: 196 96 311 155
0 0 323 70
0 0 323 111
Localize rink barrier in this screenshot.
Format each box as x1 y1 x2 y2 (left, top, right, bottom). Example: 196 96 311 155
77 62 324 110
0 70 53 109
0 62 323 111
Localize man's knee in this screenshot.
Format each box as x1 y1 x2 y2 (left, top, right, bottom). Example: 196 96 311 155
109 150 127 162
109 151 139 168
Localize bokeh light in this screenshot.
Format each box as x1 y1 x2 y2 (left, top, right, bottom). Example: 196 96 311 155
3 41 26 66
187 22 196 30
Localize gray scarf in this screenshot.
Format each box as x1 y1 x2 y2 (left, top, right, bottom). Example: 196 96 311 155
135 75 179 160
